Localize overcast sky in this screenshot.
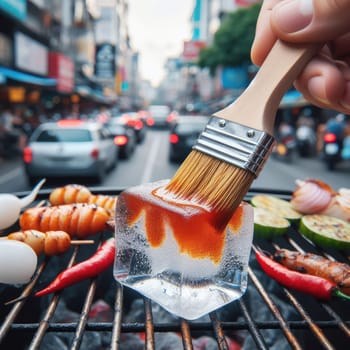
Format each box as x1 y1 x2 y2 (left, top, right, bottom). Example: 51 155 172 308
128 0 193 86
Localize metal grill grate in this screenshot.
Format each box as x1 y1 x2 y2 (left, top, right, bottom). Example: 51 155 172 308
0 187 349 350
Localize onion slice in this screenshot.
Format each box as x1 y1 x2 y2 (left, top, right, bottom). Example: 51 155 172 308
290 179 334 214
322 188 350 222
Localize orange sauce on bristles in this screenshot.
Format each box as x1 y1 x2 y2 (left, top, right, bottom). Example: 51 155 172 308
123 184 244 265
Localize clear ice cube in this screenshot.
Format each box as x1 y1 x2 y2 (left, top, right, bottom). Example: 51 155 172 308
113 180 254 320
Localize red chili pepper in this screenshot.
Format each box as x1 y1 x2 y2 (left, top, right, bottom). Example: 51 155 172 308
35 238 115 297
255 250 350 301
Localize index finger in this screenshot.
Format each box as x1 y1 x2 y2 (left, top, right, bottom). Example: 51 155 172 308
251 0 281 66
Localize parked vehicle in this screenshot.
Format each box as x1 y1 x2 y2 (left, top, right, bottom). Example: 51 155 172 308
273 122 297 162
273 136 296 161
295 125 317 157
23 120 118 184
322 114 347 170
168 115 209 162
106 119 137 159
322 131 343 170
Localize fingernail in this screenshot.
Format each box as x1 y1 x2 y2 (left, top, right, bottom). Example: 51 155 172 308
273 0 314 33
308 76 329 104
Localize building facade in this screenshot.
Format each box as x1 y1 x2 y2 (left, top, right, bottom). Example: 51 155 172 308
0 0 140 117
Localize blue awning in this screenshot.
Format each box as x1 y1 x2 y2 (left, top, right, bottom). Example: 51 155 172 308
0 66 57 86
76 85 116 104
280 90 309 108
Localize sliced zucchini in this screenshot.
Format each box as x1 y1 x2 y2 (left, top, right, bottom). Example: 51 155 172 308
251 195 302 222
300 214 350 250
254 207 290 238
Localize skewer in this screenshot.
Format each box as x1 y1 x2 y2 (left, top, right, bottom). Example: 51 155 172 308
69 240 94 245
0 237 94 245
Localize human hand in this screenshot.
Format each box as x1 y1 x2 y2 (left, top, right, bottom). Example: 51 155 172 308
251 0 350 114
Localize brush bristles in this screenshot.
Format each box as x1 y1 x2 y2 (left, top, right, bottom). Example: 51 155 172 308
165 150 255 214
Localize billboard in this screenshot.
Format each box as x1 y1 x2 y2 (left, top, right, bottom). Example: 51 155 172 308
49 53 75 93
14 32 48 75
182 41 206 62
95 43 116 79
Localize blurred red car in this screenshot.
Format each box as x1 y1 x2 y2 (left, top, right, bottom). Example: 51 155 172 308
120 112 146 143
106 119 137 159
169 115 209 162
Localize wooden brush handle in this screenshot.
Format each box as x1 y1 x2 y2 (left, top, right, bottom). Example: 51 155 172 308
214 40 320 134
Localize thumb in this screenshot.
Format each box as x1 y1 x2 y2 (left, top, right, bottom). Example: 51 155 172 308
270 0 350 43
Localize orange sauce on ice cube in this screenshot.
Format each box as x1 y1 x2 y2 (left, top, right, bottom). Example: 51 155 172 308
123 185 244 264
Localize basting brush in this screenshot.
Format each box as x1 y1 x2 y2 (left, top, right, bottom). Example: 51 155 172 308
165 40 319 228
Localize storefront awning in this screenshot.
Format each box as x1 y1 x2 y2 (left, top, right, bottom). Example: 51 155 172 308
280 90 309 108
75 85 117 104
0 66 57 86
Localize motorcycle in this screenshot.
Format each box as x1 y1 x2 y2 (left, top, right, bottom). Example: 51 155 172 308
295 125 316 157
273 133 297 162
322 131 342 170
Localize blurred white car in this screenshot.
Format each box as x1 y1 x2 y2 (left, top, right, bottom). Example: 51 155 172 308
23 120 118 184
147 105 171 127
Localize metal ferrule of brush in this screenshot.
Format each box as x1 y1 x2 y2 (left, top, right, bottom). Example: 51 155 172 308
193 116 275 177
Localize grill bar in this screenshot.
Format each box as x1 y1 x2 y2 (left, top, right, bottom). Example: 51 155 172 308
111 283 123 350
0 188 349 349
238 297 269 350
29 293 60 349
28 246 80 349
180 318 193 350
7 319 350 333
71 278 98 350
248 249 303 350
209 312 229 350
283 286 335 350
144 298 155 349
321 303 350 337
0 260 47 341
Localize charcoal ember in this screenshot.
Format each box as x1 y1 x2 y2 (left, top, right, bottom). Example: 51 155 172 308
239 271 301 350
193 336 222 350
118 334 144 350
35 239 116 313
0 284 42 349
124 298 240 349
40 300 106 350
124 298 179 323
39 335 67 350
88 299 114 322
155 333 183 349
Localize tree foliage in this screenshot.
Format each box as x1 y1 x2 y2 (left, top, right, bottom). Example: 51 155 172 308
198 3 261 74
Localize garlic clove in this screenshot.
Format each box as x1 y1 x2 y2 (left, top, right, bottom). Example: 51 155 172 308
20 178 46 208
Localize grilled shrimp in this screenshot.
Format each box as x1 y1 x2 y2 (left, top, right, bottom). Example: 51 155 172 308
49 184 116 216
19 203 110 238
7 230 71 256
274 248 350 295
